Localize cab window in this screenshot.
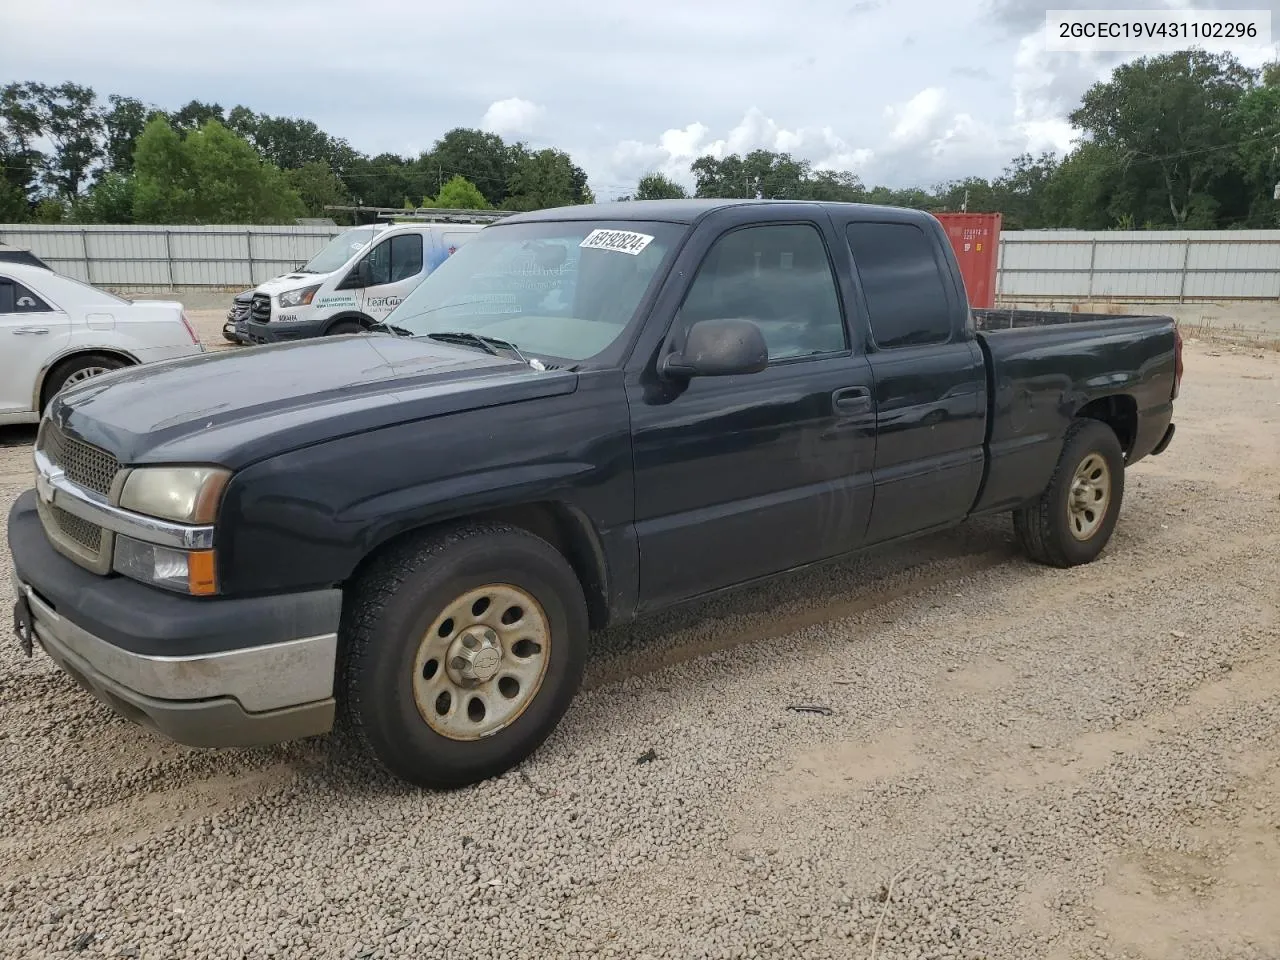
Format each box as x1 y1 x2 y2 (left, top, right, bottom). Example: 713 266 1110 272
678 223 847 362
365 235 424 286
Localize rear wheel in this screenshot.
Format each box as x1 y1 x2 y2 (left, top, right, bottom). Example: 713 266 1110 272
41 353 128 410
340 522 589 788
1013 418 1125 568
326 320 365 336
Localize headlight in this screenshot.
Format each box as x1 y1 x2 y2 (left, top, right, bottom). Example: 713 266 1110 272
118 466 230 524
278 284 321 308
113 536 217 595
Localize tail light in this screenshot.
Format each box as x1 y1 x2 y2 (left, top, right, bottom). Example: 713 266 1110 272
1172 324 1184 399
180 310 201 347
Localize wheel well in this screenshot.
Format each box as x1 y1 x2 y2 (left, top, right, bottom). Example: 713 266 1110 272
323 313 373 334
37 349 137 410
1075 395 1137 455
350 502 611 630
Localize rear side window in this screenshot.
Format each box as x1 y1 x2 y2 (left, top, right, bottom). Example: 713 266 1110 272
0 277 52 314
846 223 952 348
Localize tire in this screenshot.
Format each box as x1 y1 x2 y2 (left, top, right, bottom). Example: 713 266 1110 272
1013 418 1125 568
326 320 365 336
340 522 589 788
41 353 128 410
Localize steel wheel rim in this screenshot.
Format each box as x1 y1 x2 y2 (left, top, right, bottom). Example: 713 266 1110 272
64 366 109 386
412 583 551 741
1067 452 1111 541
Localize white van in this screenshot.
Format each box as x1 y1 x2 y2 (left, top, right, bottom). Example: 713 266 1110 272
225 222 484 345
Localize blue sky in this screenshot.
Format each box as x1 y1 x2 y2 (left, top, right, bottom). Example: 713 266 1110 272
3 0 1277 198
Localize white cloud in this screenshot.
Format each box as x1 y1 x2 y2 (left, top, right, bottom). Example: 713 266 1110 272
885 88 947 147
481 98 546 137
605 108 874 194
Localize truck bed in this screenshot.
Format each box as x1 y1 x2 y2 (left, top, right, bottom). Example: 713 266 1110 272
967 306 1179 517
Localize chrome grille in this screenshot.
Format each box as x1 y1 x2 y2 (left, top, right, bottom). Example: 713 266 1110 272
50 503 103 552
40 423 120 496
250 293 272 323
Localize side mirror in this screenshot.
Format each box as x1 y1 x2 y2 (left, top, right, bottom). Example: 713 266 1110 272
338 260 371 290
660 317 769 379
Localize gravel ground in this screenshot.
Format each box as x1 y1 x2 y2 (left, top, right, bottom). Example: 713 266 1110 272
1 337 1278 960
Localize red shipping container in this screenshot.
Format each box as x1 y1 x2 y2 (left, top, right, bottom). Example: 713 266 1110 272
934 212 1001 309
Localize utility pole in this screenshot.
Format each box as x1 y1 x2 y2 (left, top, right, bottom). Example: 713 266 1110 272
962 187 969 213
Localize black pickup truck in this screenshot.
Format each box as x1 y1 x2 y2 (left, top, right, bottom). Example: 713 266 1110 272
8 199 1181 788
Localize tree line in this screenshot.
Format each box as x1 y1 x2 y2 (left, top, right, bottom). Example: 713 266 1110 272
4 50 1280 229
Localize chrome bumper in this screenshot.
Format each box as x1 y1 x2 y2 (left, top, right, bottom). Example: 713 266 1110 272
12 573 337 747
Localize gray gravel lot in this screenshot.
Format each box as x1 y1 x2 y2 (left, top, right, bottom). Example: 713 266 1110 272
1 337 1278 960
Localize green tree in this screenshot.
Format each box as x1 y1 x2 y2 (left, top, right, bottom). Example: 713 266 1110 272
32 197 67 223
0 175 28 221
425 174 490 209
342 152 428 208
133 116 304 223
131 116 192 222
1070 50 1254 226
169 100 225 134
287 160 349 216
4 82 104 199
992 152 1058 228
932 177 998 214
73 172 136 223
103 94 154 174
797 169 864 202
424 128 518 207
505 148 591 210
1 83 45 208
634 172 687 200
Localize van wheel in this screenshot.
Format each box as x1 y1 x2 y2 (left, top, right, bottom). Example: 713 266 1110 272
341 522 589 788
41 353 128 410
326 320 365 336
1014 418 1125 568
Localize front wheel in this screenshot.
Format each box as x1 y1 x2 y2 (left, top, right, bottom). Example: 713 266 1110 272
1013 418 1125 568
326 320 365 336
341 522 589 788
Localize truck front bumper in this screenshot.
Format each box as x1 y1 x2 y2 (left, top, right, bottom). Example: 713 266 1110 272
8 490 342 748
239 317 328 344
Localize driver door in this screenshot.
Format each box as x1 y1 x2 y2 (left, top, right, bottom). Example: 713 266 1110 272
626 217 876 611
352 233 426 322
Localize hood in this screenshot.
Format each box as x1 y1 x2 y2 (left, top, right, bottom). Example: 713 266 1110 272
255 273 328 295
50 334 576 468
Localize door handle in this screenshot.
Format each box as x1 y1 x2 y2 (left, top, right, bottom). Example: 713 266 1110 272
832 386 872 414
13 327 50 335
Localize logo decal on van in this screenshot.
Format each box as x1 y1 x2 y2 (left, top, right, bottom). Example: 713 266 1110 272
366 296 403 309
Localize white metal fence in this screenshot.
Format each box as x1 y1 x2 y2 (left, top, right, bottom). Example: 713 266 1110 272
6 223 1280 301
0 224 343 289
996 229 1280 301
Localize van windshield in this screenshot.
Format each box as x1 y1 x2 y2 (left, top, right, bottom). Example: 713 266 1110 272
383 220 685 362
301 227 380 274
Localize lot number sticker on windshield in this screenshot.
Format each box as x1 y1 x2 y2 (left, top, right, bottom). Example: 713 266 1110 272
580 229 654 256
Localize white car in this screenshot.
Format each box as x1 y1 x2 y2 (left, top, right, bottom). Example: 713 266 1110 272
0 262 205 426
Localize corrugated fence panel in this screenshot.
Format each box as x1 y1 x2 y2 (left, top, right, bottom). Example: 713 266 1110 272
0 224 342 289
998 230 1280 301
8 223 1280 300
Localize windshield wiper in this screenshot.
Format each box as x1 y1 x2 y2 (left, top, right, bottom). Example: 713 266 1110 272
369 321 415 337
426 331 540 369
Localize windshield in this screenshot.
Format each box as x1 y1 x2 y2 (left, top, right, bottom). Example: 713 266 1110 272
383 220 684 362
301 227 381 274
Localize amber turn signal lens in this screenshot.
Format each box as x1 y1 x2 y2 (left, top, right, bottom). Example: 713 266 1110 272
188 550 218 596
